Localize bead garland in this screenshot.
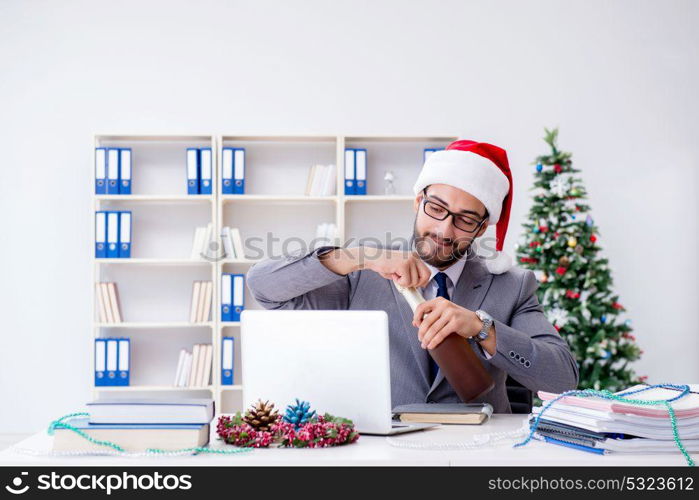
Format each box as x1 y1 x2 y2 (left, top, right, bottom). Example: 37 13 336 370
516 383 695 467
387 426 529 450
39 412 252 457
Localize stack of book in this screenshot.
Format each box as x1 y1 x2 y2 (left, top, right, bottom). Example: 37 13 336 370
189 281 212 323
529 384 699 454
315 222 338 245
190 223 215 260
221 226 245 260
95 282 123 323
53 399 213 452
305 164 336 196
173 344 213 387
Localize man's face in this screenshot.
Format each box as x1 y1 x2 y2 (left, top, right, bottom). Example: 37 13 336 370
412 183 489 268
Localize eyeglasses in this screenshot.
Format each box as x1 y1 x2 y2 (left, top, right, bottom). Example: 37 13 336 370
421 196 488 233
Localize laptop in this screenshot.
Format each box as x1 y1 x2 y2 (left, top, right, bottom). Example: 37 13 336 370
240 309 437 435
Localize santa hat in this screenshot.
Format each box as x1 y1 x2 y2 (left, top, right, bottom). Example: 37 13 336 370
412 139 514 274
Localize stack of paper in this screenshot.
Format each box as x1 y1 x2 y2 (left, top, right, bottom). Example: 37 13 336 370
529 384 699 454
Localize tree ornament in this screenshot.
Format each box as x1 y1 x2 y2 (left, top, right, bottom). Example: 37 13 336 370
558 256 570 266
600 315 607 323
536 163 543 172
550 177 567 197
533 227 540 234
539 225 549 233
243 400 280 432
585 215 594 226
555 266 567 275
554 164 562 173
575 244 584 254
590 234 597 243
283 399 317 429
541 273 548 283
567 237 577 247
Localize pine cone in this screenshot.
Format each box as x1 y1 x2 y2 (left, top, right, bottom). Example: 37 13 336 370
243 400 280 432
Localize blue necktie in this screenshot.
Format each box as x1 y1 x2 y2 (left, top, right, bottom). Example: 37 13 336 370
429 272 450 383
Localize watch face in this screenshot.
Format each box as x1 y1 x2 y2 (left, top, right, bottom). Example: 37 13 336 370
476 309 493 322
477 330 488 341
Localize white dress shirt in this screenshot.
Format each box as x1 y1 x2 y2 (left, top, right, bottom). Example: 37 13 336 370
420 258 494 359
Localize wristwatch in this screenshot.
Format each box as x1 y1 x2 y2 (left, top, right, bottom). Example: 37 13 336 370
474 309 494 342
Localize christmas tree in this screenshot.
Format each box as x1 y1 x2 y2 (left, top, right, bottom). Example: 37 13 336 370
515 128 645 391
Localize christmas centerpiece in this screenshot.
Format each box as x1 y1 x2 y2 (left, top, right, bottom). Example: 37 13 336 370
216 399 359 448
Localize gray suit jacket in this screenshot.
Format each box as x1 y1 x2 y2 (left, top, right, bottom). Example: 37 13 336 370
245 246 579 413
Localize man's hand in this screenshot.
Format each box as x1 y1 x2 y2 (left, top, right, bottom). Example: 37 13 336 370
320 247 430 288
412 297 485 350
363 249 431 288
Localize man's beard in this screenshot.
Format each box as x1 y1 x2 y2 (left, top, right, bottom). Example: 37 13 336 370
411 218 473 269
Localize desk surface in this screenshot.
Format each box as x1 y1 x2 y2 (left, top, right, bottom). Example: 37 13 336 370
0 415 692 466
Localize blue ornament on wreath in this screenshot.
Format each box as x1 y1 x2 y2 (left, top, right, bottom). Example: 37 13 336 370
536 163 543 172
283 399 317 429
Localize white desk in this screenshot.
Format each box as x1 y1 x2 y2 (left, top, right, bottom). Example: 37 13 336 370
0 415 692 466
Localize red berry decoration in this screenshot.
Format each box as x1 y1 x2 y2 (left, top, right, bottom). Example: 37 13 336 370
216 401 359 449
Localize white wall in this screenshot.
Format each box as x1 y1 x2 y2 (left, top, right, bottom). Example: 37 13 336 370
1 0 697 433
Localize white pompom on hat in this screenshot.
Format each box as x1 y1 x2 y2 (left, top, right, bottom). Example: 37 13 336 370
413 139 514 274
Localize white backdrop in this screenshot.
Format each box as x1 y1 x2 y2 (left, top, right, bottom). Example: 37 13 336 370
1 0 697 433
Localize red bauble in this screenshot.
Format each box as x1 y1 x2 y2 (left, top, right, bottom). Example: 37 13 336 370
529 241 540 248
555 266 567 275
590 234 597 243
539 226 549 233
612 302 624 310
554 164 562 173
554 325 561 332
554 232 560 238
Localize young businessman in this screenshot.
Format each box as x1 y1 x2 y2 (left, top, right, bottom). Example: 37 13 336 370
246 140 579 413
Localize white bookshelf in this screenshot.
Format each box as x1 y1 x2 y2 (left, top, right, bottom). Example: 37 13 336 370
93 133 456 414
92 134 218 403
